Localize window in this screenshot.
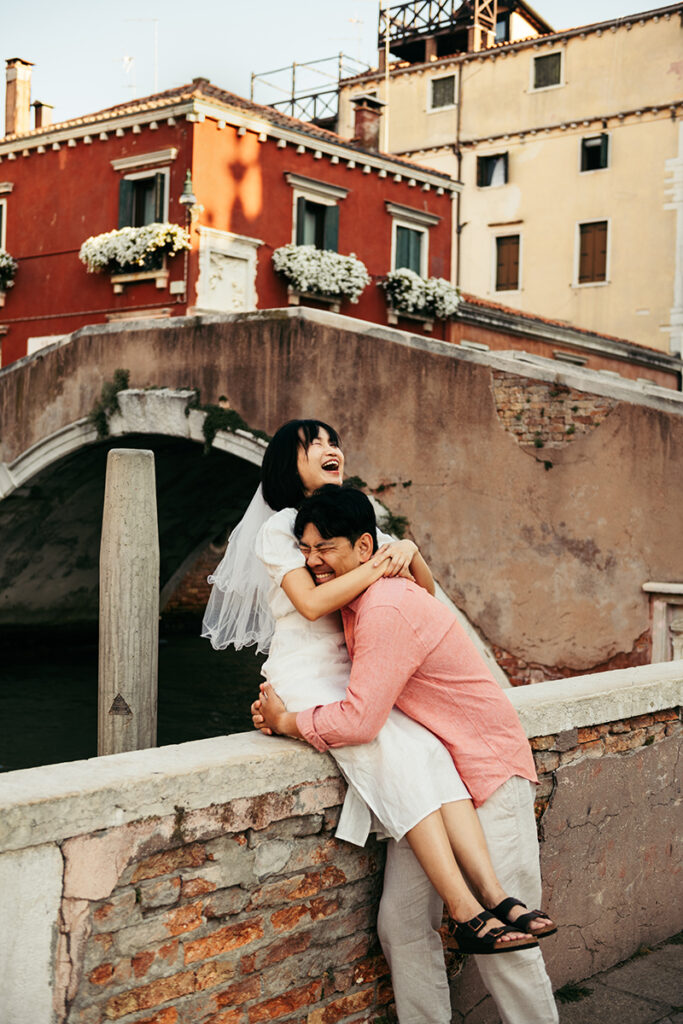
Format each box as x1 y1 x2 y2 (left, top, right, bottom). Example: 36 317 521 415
581 134 609 172
386 201 441 276
430 75 456 110
395 226 424 273
477 153 508 187
118 171 167 228
0 199 6 250
296 198 338 250
533 52 562 90
495 235 520 291
495 14 510 42
578 221 608 284
285 173 349 252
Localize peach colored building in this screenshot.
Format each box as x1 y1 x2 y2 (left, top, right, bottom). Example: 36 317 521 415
338 2 683 356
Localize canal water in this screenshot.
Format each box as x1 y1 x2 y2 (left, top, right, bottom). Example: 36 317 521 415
0 630 265 774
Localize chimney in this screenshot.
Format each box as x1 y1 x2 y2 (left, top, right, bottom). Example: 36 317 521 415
33 100 53 130
5 58 33 136
351 95 386 152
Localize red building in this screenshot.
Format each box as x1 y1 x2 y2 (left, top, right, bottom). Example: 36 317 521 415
0 62 457 366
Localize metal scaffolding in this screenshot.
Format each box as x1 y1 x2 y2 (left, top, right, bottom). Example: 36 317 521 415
250 53 370 125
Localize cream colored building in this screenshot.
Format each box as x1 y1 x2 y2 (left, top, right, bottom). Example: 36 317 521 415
338 2 683 356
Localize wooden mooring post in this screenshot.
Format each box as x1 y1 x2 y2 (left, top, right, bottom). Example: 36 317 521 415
98 448 159 755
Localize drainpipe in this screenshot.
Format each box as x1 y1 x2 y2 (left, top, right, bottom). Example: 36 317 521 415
454 65 464 289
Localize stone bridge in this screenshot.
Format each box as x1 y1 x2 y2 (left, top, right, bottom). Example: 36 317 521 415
2 306 683 678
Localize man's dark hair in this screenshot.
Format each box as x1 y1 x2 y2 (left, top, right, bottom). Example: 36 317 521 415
261 419 341 511
294 484 378 552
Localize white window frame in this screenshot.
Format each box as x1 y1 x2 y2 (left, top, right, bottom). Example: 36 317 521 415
285 173 348 244
573 217 610 288
121 166 171 223
0 198 6 250
578 132 610 175
491 231 523 294
386 202 440 276
530 49 564 93
111 148 178 172
428 72 457 113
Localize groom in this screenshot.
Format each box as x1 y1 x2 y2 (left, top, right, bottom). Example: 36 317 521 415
253 485 559 1024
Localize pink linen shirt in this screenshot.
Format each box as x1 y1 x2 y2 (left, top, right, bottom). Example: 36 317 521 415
296 577 537 808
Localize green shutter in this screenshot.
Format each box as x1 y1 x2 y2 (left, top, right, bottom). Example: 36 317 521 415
600 134 609 169
296 197 306 245
153 172 165 222
118 178 134 228
323 204 339 251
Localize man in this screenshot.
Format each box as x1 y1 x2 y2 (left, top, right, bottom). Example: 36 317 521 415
254 485 559 1024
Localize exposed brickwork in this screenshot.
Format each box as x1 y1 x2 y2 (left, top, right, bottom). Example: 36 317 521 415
494 629 652 686
61 783 393 1024
163 544 223 616
491 372 617 450
531 709 682 822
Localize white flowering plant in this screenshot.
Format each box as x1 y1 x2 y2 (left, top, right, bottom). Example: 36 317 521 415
0 250 18 289
272 244 370 304
382 268 460 320
79 222 190 275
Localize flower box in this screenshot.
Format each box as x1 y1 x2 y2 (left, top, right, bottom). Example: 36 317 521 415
79 223 190 285
0 251 18 293
273 244 370 305
382 268 460 322
287 286 341 314
386 306 434 332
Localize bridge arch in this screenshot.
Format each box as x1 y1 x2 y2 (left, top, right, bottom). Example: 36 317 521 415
0 390 266 630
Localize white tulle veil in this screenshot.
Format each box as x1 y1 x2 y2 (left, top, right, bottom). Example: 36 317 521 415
201 484 276 653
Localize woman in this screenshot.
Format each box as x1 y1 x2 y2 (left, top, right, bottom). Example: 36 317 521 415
203 419 554 953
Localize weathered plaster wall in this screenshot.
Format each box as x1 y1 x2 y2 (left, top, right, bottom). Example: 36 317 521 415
0 663 680 1024
1 309 683 674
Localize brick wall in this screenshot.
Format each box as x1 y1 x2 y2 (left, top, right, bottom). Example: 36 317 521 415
1 665 680 1024
53 713 680 1024
58 777 395 1024
490 372 617 450
163 546 223 617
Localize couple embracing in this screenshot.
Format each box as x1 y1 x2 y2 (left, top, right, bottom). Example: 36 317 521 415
203 419 559 1024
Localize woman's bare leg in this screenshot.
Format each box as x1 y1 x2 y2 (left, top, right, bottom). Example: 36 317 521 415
405 808 526 941
439 800 554 934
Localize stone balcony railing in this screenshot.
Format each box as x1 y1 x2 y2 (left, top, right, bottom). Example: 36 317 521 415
0 661 680 1024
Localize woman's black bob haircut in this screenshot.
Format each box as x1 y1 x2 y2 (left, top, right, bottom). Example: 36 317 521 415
261 419 341 511
294 484 378 554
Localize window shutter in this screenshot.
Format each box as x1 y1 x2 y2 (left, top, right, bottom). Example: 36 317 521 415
323 204 339 252
477 158 485 188
600 134 609 168
118 178 134 228
502 152 509 183
496 235 519 290
296 197 306 245
153 173 165 222
595 222 607 279
396 226 410 269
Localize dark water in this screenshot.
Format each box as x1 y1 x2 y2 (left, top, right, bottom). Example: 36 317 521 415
0 632 265 774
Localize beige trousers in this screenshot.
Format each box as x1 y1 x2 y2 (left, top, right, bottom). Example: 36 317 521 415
378 776 559 1024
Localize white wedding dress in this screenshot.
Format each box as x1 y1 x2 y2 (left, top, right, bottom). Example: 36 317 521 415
255 507 470 846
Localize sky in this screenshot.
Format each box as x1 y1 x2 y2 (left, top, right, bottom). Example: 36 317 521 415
3 0 651 134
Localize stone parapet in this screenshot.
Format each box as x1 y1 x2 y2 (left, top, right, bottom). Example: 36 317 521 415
0 662 680 1023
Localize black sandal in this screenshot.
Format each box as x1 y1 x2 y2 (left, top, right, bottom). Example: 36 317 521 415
491 897 557 938
450 911 539 955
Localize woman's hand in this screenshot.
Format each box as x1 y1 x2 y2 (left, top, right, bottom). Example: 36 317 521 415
373 539 418 578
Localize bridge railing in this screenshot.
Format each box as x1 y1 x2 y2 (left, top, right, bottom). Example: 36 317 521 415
0 661 680 1024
